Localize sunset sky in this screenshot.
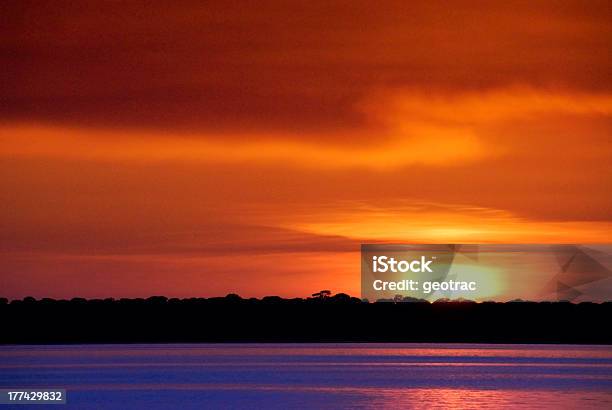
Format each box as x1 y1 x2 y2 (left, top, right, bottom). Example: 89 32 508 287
1 1 611 299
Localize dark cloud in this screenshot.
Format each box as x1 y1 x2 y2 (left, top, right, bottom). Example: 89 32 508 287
0 222 357 256
2 0 611 133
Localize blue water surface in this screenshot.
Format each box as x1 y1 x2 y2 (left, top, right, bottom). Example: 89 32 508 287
1 343 611 409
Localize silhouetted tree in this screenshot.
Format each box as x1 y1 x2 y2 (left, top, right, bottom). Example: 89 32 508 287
1 294 610 344
225 294 242 302
312 290 332 299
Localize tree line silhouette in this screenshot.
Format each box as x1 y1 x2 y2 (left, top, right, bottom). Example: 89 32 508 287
1 292 610 344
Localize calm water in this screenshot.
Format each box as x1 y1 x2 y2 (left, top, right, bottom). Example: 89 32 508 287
1 343 611 409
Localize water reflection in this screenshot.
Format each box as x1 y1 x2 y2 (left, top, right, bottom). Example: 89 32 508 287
361 387 612 409
0 344 611 409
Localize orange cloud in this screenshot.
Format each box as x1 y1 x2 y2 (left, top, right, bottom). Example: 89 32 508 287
362 87 612 125
0 123 491 169
280 201 612 244
3 88 611 171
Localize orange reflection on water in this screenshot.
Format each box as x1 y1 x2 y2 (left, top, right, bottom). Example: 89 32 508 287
361 387 612 409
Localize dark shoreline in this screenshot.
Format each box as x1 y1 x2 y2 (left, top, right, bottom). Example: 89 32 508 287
2 295 610 345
